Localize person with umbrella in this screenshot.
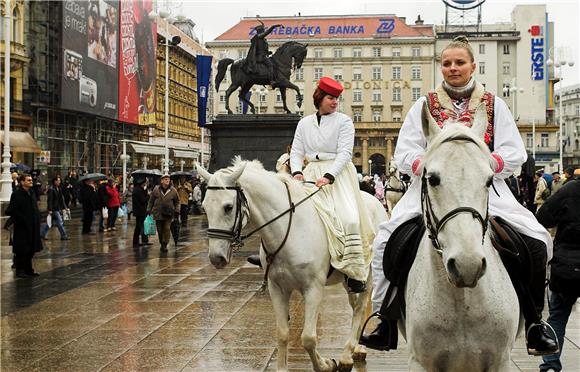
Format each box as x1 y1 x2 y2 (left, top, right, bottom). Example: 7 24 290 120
78 173 106 234
175 175 192 227
132 178 150 248
147 174 180 252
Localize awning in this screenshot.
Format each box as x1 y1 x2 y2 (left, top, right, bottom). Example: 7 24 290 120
130 143 166 156
0 131 42 153
172 149 199 158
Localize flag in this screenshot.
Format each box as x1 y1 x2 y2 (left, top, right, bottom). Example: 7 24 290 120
196 55 213 127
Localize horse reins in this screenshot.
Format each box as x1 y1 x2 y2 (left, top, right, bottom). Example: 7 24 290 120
421 135 490 256
206 181 323 285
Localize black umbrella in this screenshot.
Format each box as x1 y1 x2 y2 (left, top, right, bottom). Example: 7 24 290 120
131 169 162 177
170 219 180 245
79 173 107 182
170 171 194 180
10 163 32 172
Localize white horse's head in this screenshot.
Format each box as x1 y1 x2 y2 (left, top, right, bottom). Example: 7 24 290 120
196 159 249 269
421 102 496 288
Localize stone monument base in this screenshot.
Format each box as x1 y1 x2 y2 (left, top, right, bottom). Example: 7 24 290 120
207 114 300 172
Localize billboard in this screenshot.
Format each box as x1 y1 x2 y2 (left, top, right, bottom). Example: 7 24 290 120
118 0 157 125
62 0 119 119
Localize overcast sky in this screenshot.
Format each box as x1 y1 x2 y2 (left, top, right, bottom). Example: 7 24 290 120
175 0 579 87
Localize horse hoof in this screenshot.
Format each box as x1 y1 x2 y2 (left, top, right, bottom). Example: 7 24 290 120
337 362 354 372
352 351 367 361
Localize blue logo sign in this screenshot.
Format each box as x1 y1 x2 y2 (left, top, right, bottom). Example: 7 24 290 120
529 25 544 81
377 19 395 34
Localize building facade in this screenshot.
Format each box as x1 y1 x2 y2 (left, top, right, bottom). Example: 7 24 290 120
555 84 580 169
207 15 435 175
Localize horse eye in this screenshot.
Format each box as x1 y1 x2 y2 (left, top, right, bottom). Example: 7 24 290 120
427 174 440 187
486 177 493 188
224 204 233 214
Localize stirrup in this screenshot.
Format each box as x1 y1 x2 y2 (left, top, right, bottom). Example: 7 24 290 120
526 320 560 356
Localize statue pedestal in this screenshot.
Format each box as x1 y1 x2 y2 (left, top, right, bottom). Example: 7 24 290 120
207 114 300 172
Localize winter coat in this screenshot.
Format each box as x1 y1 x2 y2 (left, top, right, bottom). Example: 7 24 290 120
5 188 43 255
132 186 149 217
147 185 180 221
176 181 192 205
123 188 133 213
79 183 99 212
46 186 67 212
105 185 121 208
97 183 109 208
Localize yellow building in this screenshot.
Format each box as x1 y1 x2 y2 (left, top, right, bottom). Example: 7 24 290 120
207 15 435 174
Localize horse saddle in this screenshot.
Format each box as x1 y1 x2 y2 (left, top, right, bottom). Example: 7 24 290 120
489 215 532 284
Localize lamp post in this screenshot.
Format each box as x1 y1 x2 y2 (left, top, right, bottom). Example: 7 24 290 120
502 77 524 121
0 0 12 202
368 159 373 175
547 47 575 172
120 141 130 192
179 159 185 172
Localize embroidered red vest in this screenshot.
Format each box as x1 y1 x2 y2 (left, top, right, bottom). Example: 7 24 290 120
426 91 495 151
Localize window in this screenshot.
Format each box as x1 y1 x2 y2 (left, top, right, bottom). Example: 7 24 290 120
12 8 21 43
353 67 362 81
526 133 533 148
392 66 401 80
479 44 485 54
372 47 381 57
314 67 323 80
353 90 362 102
479 62 485 75
275 93 282 103
503 83 510 97
392 47 401 57
393 112 401 122
393 87 401 101
295 67 303 81
219 95 225 102
576 104 580 116
333 48 343 58
503 62 510 75
503 44 510 55
238 50 247 59
373 111 382 122
314 48 323 58
541 133 549 147
259 93 267 103
353 48 362 58
333 68 343 81
412 47 421 57
219 50 228 59
412 87 421 101
372 90 382 102
411 66 422 80
353 111 362 123
372 66 382 80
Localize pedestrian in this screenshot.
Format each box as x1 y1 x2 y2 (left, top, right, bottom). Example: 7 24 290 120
5 174 43 278
123 183 134 220
360 175 375 195
551 172 564 194
534 170 549 211
362 36 557 355
105 179 121 231
63 170 78 207
374 175 386 204
192 181 203 215
11 172 19 191
40 176 70 240
131 178 150 248
79 179 99 234
147 174 180 252
290 76 374 293
537 169 580 372
506 174 522 203
176 176 192 226
562 167 574 185
97 179 109 231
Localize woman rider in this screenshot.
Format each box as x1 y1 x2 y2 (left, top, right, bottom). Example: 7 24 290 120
360 36 557 356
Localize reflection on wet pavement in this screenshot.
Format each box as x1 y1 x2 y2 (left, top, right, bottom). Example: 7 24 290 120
1 215 578 371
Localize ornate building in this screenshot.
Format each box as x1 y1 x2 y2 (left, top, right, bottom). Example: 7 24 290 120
207 15 435 175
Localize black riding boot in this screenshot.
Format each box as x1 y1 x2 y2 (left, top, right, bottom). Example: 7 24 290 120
345 277 366 293
359 315 398 351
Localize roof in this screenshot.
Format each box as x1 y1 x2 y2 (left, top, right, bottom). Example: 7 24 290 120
212 15 434 42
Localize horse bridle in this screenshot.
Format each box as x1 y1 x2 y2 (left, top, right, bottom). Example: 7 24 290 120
421 135 490 256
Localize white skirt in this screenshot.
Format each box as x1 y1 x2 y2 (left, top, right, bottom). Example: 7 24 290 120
302 160 374 281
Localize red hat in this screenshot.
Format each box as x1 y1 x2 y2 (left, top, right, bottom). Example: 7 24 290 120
318 76 343 97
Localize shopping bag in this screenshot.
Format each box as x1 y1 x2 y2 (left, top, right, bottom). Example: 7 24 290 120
62 209 71 221
118 205 127 218
102 207 109 219
46 214 52 228
144 215 157 236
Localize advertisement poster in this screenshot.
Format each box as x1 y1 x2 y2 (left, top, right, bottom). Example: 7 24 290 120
118 0 157 125
62 0 119 119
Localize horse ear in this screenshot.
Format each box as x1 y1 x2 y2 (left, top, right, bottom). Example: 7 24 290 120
195 163 213 181
227 162 247 184
421 101 441 142
471 103 488 140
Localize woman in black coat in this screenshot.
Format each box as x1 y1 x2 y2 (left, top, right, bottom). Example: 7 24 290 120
131 178 150 247
79 179 99 234
5 174 43 277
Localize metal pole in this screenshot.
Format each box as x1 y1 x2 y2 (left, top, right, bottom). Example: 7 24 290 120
122 141 127 193
164 19 170 174
200 128 205 167
0 0 13 202
558 64 563 173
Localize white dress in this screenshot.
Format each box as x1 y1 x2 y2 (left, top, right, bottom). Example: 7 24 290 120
370 91 552 311
291 112 375 281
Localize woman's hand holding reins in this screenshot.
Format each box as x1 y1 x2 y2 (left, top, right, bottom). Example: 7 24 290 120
315 177 331 188
293 174 305 182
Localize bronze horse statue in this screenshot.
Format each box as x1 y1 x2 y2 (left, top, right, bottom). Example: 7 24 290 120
215 41 307 114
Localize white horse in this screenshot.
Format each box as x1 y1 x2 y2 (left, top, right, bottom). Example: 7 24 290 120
197 159 388 372
385 162 404 214
403 104 520 371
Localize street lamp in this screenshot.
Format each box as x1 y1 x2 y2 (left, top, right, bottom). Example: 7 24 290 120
148 10 181 175
0 0 12 202
368 159 372 175
179 159 185 172
120 140 130 193
502 77 524 121
547 47 575 172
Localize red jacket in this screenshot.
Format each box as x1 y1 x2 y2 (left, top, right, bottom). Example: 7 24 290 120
105 185 121 208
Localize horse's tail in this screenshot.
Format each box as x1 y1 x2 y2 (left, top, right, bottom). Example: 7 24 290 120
215 58 234 92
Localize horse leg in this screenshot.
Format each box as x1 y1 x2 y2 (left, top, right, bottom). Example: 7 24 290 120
240 83 256 114
280 88 291 114
268 281 292 372
224 84 238 114
409 357 428 372
287 81 303 109
302 286 337 372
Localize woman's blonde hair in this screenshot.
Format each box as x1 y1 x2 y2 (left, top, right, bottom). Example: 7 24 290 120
441 35 475 62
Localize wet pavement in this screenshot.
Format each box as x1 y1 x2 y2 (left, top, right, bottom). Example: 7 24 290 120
1 214 578 371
